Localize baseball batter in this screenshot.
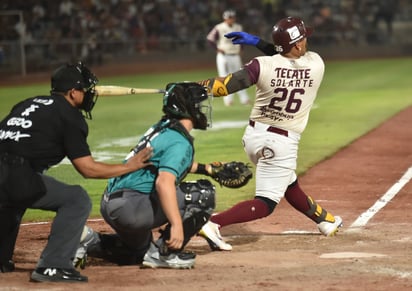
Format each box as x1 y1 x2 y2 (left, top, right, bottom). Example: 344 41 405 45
198 17 343 250
206 9 250 106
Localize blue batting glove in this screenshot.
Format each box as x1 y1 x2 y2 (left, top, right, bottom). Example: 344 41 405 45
225 32 260 46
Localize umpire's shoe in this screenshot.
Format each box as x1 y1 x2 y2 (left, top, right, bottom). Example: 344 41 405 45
0 260 15 273
142 241 196 269
30 267 88 283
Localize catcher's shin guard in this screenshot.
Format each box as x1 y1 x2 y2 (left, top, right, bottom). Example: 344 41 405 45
161 210 211 253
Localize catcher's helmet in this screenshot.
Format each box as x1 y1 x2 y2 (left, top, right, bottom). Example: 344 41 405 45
163 82 210 130
51 62 99 118
272 16 313 54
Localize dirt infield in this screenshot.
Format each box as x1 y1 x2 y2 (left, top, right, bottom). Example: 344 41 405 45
1 62 412 290
1 106 411 290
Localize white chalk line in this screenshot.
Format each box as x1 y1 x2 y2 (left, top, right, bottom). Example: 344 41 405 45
282 166 412 234
349 166 412 229
21 218 103 227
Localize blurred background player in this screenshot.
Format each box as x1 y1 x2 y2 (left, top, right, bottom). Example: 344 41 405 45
206 9 250 106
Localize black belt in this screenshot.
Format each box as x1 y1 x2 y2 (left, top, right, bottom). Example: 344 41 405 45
104 190 124 202
249 120 288 137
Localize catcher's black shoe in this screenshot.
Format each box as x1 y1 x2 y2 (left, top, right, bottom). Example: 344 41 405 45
73 226 100 269
0 260 15 273
142 241 196 269
30 267 88 283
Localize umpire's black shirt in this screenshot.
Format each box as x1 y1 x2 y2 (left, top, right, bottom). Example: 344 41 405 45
0 94 91 172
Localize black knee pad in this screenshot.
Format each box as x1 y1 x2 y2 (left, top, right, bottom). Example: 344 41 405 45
179 179 216 214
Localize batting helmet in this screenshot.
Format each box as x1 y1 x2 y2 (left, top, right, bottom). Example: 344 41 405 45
272 16 313 54
162 82 210 130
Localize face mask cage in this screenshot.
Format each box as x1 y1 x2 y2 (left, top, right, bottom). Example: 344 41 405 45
195 93 213 129
185 84 212 130
80 88 98 119
77 62 99 119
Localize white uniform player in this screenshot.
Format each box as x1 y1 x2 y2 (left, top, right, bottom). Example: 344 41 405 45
206 9 250 106
198 17 343 251
244 51 324 201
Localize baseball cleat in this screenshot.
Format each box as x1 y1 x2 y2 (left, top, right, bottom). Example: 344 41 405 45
72 226 100 269
198 221 232 251
317 216 343 237
142 242 196 269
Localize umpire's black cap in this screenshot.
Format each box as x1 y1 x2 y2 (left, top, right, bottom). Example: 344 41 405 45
51 64 86 92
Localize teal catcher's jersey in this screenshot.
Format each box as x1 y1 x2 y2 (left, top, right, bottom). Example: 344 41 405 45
107 124 194 194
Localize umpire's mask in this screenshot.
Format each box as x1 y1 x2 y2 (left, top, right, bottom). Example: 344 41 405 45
51 61 99 119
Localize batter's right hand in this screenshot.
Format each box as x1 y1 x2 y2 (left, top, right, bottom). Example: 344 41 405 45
126 147 153 171
225 31 260 46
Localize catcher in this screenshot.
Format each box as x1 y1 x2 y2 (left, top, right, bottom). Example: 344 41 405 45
72 82 252 269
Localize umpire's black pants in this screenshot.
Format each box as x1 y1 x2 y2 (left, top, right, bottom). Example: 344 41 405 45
0 174 91 269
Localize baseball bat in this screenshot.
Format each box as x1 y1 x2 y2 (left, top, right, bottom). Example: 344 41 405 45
95 85 165 96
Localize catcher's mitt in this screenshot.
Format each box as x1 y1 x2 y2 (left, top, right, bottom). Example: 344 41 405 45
208 161 252 188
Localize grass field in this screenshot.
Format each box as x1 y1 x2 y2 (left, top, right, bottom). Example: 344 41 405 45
1 57 411 221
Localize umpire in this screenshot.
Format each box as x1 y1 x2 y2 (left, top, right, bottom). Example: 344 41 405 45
0 62 152 283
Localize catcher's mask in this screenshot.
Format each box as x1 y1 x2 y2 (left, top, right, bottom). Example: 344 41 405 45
51 61 99 119
162 82 212 130
272 16 313 54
